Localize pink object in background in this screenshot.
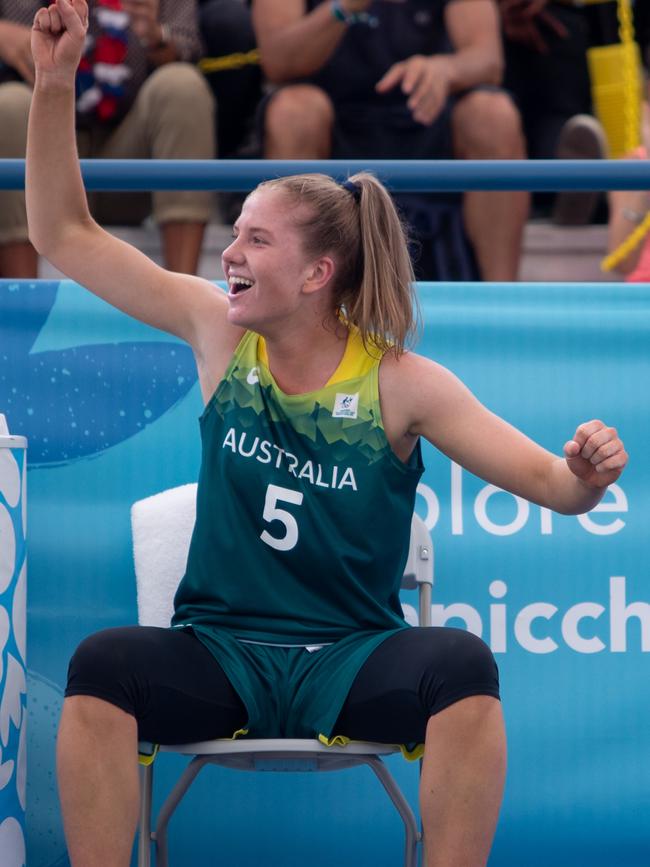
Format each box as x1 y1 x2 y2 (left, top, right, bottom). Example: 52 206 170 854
624 145 650 283
627 235 650 282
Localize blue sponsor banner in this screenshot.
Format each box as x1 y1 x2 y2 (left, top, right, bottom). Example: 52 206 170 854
1 279 648 866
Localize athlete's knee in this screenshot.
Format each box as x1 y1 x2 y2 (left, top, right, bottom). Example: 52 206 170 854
420 627 499 711
448 628 499 687
66 627 140 708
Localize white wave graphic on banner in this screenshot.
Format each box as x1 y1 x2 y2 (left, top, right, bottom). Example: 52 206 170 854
0 441 27 867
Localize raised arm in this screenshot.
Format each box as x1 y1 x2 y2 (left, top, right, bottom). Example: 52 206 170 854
25 0 230 352
384 353 628 515
253 0 371 82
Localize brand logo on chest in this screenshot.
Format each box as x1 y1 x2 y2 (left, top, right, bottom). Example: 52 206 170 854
333 392 359 419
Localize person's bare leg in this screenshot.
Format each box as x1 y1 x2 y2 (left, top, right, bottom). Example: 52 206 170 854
264 84 334 159
607 176 649 275
452 91 529 282
420 695 507 867
0 241 38 278
161 221 207 274
0 82 34 277
57 695 140 867
607 104 650 274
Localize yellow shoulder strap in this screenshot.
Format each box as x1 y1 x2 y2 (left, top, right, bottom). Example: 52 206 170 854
257 328 381 387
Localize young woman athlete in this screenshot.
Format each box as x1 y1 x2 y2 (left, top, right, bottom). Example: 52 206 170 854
26 2 628 865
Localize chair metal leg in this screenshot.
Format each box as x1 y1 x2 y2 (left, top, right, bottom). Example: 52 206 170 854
154 756 214 867
138 764 154 867
362 757 421 867
150 752 421 867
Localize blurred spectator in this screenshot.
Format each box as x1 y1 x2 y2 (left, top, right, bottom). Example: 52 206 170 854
198 0 261 159
606 96 650 279
253 0 529 282
499 0 646 225
623 227 650 281
499 0 591 162
0 0 215 277
499 0 604 224
602 1 650 279
634 0 649 64
197 0 263 223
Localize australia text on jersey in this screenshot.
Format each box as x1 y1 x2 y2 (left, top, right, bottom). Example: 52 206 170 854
222 427 358 491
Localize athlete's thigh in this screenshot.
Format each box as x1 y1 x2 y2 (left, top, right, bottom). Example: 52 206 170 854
66 625 248 744
334 627 499 744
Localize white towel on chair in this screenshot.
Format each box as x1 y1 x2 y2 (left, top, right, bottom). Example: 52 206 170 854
131 483 198 628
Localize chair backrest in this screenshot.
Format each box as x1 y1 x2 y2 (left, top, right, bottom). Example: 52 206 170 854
131 484 433 628
132 484 197 628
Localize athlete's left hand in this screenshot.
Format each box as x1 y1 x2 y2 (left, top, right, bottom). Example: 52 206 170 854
375 54 452 126
563 420 628 488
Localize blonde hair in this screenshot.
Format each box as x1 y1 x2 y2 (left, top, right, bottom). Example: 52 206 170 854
256 172 419 356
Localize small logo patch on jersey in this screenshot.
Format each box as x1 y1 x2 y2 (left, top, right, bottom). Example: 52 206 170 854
246 367 259 385
333 392 359 419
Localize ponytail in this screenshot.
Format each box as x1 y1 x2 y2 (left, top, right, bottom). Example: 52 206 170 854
345 172 419 355
258 171 419 355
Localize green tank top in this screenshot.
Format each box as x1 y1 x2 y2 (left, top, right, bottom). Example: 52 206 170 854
173 328 424 643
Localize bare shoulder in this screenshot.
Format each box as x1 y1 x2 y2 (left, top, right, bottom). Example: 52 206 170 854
380 351 462 403
379 350 476 439
379 352 480 445
380 350 449 379
165 273 236 346
181 273 229 326
184 275 246 394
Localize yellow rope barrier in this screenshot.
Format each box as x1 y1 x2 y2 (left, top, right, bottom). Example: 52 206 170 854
198 49 260 74
602 211 650 272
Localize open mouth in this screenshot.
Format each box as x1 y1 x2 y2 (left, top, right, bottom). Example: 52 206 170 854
228 276 254 295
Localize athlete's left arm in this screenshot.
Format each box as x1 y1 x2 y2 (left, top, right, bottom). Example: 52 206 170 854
385 353 628 515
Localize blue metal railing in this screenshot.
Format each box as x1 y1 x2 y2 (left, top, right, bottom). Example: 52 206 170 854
2 158 650 191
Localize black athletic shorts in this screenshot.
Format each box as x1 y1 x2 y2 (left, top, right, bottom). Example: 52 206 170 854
65 625 499 746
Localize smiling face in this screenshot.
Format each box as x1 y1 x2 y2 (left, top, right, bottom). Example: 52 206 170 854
221 188 335 334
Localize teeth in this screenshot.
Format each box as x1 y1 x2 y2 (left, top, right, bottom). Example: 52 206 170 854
229 276 253 291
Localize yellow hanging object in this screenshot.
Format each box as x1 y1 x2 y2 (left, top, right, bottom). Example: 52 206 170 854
594 0 648 273
587 0 642 159
601 211 650 273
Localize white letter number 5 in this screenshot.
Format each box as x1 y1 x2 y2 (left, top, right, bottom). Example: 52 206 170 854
260 484 304 551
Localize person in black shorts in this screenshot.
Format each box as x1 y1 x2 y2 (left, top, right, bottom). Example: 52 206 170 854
253 0 530 283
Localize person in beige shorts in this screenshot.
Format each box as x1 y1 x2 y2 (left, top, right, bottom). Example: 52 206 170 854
0 0 215 278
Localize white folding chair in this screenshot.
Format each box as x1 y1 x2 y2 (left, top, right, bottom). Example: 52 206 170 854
132 484 434 867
